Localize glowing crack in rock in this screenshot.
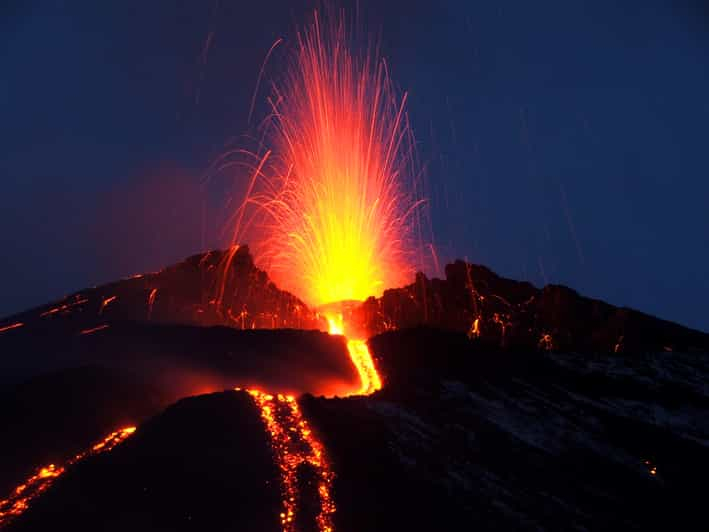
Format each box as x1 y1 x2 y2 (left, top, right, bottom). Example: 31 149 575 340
241 389 336 532
0 427 136 528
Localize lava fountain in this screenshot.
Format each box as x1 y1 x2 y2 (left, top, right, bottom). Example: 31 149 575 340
224 10 424 308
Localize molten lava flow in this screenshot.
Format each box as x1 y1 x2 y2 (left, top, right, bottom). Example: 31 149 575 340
78 324 110 336
344 339 382 396
225 11 424 308
39 296 89 318
147 288 158 319
98 295 117 315
242 389 335 532
0 427 136 528
326 313 382 396
0 322 23 334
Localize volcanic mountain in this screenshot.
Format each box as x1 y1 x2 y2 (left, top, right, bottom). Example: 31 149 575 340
1 247 708 531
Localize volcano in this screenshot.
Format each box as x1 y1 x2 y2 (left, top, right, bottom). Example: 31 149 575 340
1 247 708 531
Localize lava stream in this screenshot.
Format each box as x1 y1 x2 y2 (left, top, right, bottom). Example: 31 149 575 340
243 389 335 532
0 322 23 334
0 426 136 528
78 324 110 336
326 314 382 396
344 339 382 396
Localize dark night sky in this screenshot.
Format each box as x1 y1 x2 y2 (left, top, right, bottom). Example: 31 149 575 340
1 1 708 331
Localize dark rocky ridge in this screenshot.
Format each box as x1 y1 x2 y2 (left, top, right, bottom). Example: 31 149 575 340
353 260 709 353
2 247 707 357
0 246 320 362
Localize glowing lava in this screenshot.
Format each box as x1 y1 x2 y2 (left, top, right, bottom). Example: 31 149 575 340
344 339 382 396
0 426 136 528
39 296 89 318
243 389 335 532
78 324 110 336
147 288 158 319
0 322 23 334
98 295 117 315
226 10 423 308
326 313 382 396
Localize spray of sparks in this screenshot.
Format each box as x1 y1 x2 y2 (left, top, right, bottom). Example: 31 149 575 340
225 10 423 307
0 427 136 528
223 17 398 527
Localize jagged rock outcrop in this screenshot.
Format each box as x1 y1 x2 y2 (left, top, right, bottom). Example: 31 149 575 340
353 260 709 353
0 246 321 354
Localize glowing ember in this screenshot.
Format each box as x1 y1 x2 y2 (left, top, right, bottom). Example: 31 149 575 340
78 324 110 336
242 389 335 532
98 295 117 315
644 459 658 477
39 297 89 318
0 322 24 334
0 426 136 528
147 288 158 319
226 10 423 307
468 317 481 339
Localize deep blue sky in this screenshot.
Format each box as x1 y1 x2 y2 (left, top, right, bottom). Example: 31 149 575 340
1 1 708 331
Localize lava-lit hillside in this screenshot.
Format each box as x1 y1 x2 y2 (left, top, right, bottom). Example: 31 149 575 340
1 247 708 530
352 260 709 354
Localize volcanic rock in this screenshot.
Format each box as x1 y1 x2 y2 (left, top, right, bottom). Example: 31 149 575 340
353 260 709 353
302 328 709 530
7 392 283 532
2 249 708 531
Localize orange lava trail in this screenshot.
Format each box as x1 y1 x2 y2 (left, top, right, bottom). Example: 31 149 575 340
0 427 136 528
39 297 89 318
147 288 158 319
326 314 382 396
78 324 110 336
98 295 117 315
242 389 335 532
344 339 382 396
0 322 24 334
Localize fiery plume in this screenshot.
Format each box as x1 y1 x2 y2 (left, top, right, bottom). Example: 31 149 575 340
227 10 423 307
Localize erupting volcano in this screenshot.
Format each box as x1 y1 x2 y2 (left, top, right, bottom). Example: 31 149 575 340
1 6 708 532
223 10 424 308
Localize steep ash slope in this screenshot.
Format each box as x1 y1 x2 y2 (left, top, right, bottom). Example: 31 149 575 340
303 328 709 531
